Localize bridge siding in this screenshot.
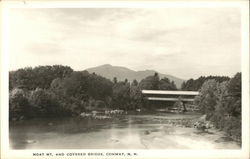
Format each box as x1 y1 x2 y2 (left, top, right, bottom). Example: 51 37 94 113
146 97 195 102
142 90 199 95
142 90 199 102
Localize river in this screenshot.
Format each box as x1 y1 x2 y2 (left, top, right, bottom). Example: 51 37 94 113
9 113 240 149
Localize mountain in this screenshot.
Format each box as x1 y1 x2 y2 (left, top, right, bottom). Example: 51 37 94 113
85 64 184 88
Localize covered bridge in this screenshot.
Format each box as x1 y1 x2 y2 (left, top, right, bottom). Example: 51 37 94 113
141 90 199 112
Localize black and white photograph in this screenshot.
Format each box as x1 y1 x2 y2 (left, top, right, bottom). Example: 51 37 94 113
1 1 249 159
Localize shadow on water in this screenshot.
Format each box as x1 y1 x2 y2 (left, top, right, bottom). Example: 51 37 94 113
194 131 215 135
215 136 234 143
9 129 29 149
9 117 114 149
9 113 240 149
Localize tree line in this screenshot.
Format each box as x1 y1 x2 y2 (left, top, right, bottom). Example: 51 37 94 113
179 73 241 142
194 73 241 143
181 76 230 91
9 65 177 120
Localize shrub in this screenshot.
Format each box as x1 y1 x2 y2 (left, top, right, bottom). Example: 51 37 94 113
29 88 62 117
9 88 32 120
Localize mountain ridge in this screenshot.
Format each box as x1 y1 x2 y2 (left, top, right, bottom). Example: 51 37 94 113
85 64 184 88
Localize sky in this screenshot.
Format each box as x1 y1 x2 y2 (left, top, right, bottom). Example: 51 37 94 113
8 8 241 79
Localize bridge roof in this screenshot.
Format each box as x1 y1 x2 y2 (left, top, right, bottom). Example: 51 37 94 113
142 90 199 95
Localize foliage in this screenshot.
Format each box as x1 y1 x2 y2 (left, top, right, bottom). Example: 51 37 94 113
10 67 177 115
173 98 184 112
29 88 63 117
139 72 160 90
129 80 142 110
49 71 113 114
159 78 177 90
182 76 230 91
88 73 113 100
139 72 177 90
195 73 241 142
9 65 73 90
112 80 131 110
9 88 32 120
60 71 89 100
194 79 218 118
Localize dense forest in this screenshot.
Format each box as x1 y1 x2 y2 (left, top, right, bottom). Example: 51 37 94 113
181 76 230 91
194 73 242 142
179 73 241 142
9 65 177 120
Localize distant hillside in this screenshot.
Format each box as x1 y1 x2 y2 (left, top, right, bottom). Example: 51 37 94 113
86 64 184 88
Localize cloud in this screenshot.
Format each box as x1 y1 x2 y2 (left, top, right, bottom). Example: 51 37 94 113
8 8 241 79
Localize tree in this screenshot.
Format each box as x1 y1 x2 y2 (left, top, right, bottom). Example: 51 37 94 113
29 88 62 117
139 72 160 90
112 81 130 110
88 73 113 100
130 80 142 110
159 77 177 90
132 79 138 86
182 76 230 91
9 65 73 90
50 78 64 94
9 88 32 120
183 79 194 91
50 71 113 113
124 78 128 84
195 73 242 142
226 73 241 117
61 71 89 100
194 79 218 119
113 77 118 84
181 81 186 90
210 81 229 129
9 67 35 90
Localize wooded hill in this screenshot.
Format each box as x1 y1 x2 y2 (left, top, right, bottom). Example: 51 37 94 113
86 64 184 88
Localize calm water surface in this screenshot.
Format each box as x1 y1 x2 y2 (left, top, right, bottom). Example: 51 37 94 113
9 113 240 149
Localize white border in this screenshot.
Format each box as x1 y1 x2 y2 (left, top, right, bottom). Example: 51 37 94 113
1 1 249 159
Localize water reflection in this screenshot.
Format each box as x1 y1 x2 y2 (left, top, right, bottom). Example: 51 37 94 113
9 113 240 149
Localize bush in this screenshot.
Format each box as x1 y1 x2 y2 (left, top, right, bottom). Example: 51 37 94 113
29 88 62 117
9 88 32 120
223 116 241 142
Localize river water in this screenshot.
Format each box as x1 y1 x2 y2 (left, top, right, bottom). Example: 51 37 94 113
9 113 240 149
